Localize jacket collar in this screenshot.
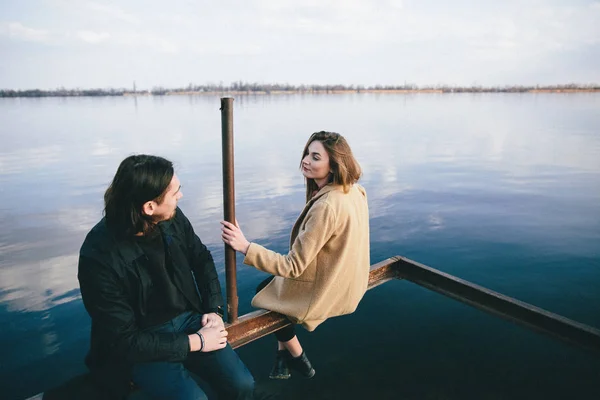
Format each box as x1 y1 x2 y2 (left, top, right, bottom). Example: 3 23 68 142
309 184 339 204
111 215 179 264
114 234 144 264
308 183 366 205
158 214 178 236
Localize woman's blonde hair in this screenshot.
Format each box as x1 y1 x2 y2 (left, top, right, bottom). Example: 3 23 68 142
300 131 362 202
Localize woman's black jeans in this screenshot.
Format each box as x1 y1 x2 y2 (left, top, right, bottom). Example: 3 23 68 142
256 276 296 342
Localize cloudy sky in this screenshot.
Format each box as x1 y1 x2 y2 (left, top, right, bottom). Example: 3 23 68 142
1 0 599 90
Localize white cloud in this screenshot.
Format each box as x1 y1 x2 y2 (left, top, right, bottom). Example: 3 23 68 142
87 2 141 25
256 1 598 58
74 30 177 52
77 30 110 44
1 1 598 87
389 0 403 9
190 42 264 57
113 32 179 53
7 22 50 43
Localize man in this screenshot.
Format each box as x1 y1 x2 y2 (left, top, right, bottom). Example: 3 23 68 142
78 154 254 400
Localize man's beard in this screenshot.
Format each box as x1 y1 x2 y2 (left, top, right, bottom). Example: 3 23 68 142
153 208 176 223
166 208 177 220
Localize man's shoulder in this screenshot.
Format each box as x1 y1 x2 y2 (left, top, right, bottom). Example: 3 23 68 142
80 218 116 259
82 218 108 241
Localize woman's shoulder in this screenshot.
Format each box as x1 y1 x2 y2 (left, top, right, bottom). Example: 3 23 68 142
352 183 367 195
325 183 367 198
316 184 367 210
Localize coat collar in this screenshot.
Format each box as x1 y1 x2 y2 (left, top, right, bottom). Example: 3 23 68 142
308 183 366 206
112 211 180 264
309 184 339 203
113 233 144 264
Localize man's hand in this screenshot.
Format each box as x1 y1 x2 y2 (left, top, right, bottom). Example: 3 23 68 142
198 325 228 352
221 219 251 255
201 312 224 329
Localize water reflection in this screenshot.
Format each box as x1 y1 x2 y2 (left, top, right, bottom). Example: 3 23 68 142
0 93 599 399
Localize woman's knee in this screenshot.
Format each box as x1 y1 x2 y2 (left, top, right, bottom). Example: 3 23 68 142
275 324 296 343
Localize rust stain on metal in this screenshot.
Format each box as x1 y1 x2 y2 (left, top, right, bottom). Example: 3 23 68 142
227 309 292 349
225 255 600 354
226 257 403 348
368 256 402 289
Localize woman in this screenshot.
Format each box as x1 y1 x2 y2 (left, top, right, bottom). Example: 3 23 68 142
221 131 370 380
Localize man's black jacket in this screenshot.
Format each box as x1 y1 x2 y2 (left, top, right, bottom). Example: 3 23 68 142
78 207 223 396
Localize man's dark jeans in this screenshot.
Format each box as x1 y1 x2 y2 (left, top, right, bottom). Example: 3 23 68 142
131 311 254 400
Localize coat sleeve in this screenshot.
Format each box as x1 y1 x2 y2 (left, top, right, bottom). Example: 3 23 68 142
178 208 224 313
244 200 337 278
78 256 190 364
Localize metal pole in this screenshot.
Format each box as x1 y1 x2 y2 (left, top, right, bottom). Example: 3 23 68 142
221 97 238 323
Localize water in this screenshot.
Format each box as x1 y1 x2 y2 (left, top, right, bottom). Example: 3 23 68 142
1 93 599 399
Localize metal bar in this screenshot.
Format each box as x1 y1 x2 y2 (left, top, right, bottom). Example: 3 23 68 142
227 257 402 348
367 256 402 289
220 97 238 323
228 309 292 349
395 256 600 354
28 256 600 399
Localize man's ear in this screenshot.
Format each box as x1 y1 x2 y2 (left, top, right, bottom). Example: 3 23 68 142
142 201 156 216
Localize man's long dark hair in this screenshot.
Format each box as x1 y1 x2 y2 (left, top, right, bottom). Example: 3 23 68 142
104 154 174 238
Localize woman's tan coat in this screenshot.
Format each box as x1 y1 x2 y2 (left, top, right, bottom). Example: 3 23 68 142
244 183 370 331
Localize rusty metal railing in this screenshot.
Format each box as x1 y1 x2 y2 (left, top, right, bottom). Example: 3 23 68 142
225 256 600 354
227 257 401 348
28 255 600 400
395 256 600 354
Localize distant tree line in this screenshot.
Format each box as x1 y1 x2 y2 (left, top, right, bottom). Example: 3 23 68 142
1 82 598 98
0 87 128 98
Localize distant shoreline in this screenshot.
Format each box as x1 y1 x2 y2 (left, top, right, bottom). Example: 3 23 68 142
1 87 599 98
144 88 600 95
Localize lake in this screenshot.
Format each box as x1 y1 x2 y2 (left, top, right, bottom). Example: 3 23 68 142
1 93 599 399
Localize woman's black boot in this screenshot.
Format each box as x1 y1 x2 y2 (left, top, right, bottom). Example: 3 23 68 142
269 350 291 379
287 351 316 378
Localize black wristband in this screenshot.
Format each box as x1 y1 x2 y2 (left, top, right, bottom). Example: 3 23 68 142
195 332 205 352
